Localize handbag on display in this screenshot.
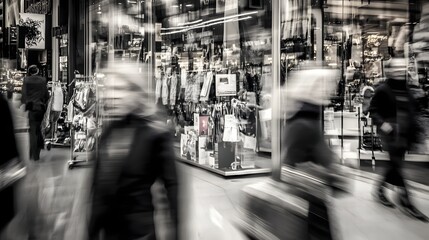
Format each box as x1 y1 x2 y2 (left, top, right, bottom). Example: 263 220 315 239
222 114 239 142
0 157 26 190
243 134 257 151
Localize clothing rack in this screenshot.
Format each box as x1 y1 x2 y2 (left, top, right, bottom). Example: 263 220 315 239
44 81 70 149
67 74 101 169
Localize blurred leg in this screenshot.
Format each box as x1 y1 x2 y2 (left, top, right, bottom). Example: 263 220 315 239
29 120 38 160
308 200 333 240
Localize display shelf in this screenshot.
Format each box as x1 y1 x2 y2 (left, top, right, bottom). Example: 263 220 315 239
173 145 271 176
341 150 429 163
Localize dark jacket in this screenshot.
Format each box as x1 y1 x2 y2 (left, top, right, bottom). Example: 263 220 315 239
282 102 334 168
89 115 179 240
369 79 419 150
0 95 19 230
21 75 49 113
281 102 336 240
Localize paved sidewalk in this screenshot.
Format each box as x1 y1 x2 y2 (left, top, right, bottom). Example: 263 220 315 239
179 164 429 240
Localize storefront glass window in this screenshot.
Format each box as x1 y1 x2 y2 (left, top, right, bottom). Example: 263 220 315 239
92 0 274 176
277 0 429 178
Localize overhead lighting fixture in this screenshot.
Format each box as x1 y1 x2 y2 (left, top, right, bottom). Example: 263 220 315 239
161 11 257 31
97 4 102 14
185 4 193 7
161 16 252 36
128 0 137 4
172 5 179 8
178 19 203 26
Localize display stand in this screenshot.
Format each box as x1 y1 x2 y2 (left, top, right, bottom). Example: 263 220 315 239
44 81 70 150
177 97 271 177
67 74 101 169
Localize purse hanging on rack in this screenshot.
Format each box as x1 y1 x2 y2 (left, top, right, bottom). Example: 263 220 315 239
223 106 240 143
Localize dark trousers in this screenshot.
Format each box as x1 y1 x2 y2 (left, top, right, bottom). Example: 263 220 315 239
29 111 44 160
308 199 333 240
381 148 407 190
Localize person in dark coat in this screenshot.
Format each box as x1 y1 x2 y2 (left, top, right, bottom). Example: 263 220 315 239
0 94 19 233
88 64 179 240
282 67 343 240
369 58 428 222
21 65 49 161
282 102 336 240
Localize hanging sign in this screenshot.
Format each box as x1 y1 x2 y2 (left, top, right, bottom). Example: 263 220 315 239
215 74 237 96
19 13 46 49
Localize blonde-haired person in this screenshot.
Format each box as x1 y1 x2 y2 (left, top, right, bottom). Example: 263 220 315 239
88 62 180 240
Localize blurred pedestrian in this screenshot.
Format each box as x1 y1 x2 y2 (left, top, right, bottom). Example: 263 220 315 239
0 94 25 235
88 63 179 240
6 79 14 100
21 65 49 161
282 66 346 240
361 81 374 116
369 58 428 222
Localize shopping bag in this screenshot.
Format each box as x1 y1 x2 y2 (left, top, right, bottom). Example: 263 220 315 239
0 157 26 190
223 114 239 142
243 135 257 151
180 134 188 157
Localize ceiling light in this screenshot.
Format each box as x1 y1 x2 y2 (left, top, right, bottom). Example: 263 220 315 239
185 4 193 7
172 5 179 8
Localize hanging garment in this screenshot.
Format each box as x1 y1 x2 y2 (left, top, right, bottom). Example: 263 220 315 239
67 100 74 122
41 97 53 139
223 114 240 142
192 73 202 103
170 74 178 106
155 77 162 104
200 72 213 101
185 74 195 102
52 84 64 112
162 75 169 105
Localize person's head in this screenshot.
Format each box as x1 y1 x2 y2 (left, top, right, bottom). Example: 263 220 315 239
384 58 406 81
28 65 39 75
101 61 157 118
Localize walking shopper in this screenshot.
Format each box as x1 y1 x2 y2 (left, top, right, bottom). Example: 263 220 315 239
0 94 24 234
88 63 180 240
369 58 428 222
281 66 347 240
21 65 49 161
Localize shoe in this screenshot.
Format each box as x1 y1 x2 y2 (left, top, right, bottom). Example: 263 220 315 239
400 198 429 222
375 189 395 208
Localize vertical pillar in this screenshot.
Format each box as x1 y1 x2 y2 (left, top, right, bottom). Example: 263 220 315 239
313 8 323 62
271 0 282 181
52 0 59 82
68 0 76 84
145 0 155 102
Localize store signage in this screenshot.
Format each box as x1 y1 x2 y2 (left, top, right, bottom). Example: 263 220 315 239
215 74 237 96
19 13 45 49
186 31 213 43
